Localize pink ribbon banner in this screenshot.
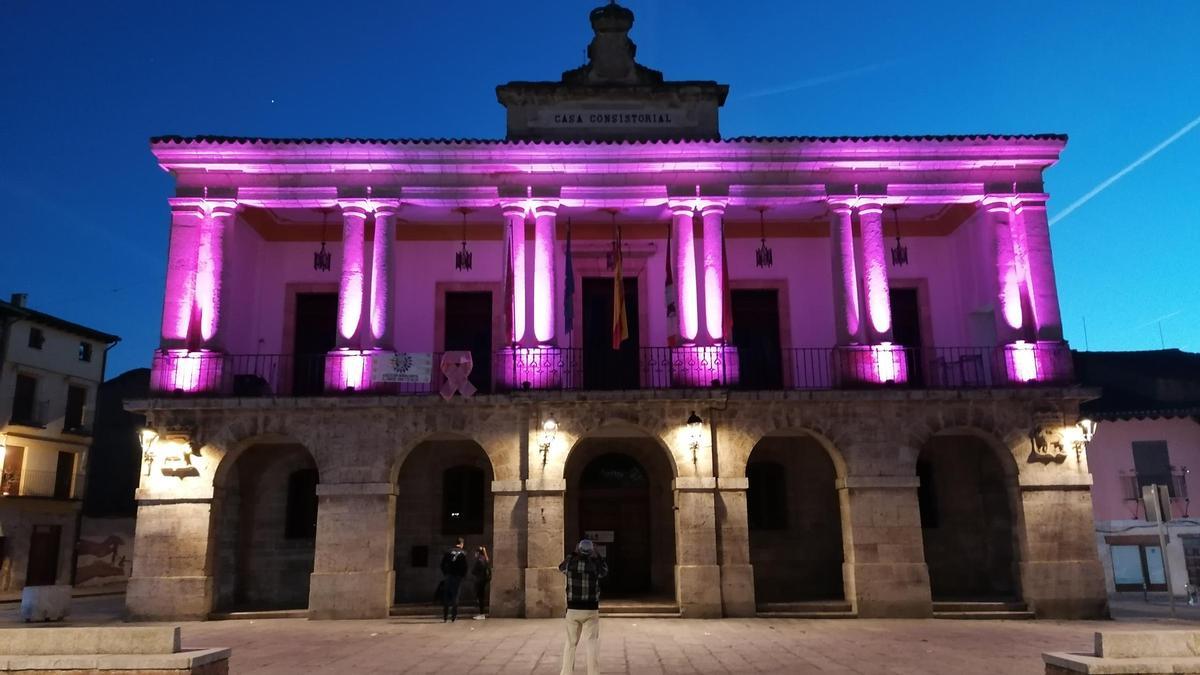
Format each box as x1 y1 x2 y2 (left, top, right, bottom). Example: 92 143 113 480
440 351 477 400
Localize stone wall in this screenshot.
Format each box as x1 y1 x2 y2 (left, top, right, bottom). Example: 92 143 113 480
0 499 79 592
126 387 1109 620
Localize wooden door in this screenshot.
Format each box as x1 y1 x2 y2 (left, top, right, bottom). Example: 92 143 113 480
731 289 783 389
26 525 61 586
292 293 338 395
890 288 924 385
444 292 493 393
581 277 640 390
579 488 650 596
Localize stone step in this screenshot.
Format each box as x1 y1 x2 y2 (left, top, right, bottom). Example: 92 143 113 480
932 610 1034 620
389 604 443 617
602 611 684 618
600 602 679 615
931 600 1028 613
758 601 853 614
209 608 308 620
757 611 858 619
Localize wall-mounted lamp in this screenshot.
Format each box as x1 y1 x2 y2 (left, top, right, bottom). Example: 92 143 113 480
1073 418 1098 463
539 416 558 463
140 428 159 476
686 410 704 462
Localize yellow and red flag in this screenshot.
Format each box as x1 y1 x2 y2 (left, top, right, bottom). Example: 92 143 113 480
612 224 629 350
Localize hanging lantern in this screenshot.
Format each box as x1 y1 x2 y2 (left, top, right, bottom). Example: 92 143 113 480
313 209 332 272
455 208 473 271
754 207 773 269
890 206 908 266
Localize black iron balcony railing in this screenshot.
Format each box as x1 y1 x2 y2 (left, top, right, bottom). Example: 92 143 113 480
1120 467 1190 503
149 343 1073 398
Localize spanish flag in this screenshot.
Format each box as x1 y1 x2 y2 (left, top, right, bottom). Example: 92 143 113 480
612 224 629 350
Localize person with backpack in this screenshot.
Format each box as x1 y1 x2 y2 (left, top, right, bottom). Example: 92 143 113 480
439 537 469 622
558 539 608 675
471 545 492 620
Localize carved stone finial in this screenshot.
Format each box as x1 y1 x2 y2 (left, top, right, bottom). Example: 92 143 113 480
562 1 663 85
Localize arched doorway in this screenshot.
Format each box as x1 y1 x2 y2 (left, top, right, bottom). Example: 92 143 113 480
746 434 845 604
565 435 675 600
212 442 318 612
916 434 1019 600
393 438 494 608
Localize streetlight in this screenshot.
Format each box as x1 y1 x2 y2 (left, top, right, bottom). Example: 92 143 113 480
539 416 558 464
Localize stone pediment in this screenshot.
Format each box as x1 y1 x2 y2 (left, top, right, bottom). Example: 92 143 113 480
496 1 728 141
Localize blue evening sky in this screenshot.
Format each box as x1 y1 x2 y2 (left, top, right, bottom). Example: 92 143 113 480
1 1 1197 377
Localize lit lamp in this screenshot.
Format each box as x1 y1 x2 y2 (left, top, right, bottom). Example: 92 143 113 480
686 410 704 462
1073 418 1098 463
539 416 558 464
139 428 159 477
455 208 473 271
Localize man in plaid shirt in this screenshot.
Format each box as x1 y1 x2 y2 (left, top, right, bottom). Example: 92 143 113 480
558 539 608 675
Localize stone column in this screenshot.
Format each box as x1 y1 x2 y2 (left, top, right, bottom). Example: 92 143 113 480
1015 477 1108 618
336 203 369 348
673 477 722 617
368 203 398 350
195 203 237 350
699 203 727 343
984 198 1026 343
160 202 204 348
857 202 894 343
502 205 528 344
838 476 932 617
715 477 755 617
829 201 863 345
524 479 566 618
490 480 526 617
532 203 558 345
1015 199 1064 341
671 203 700 342
308 482 396 619
126 494 218 620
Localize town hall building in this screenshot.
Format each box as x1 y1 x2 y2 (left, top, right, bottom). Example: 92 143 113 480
128 2 1107 621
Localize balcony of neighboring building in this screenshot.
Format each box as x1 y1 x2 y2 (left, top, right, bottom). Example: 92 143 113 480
0 444 81 500
147 198 1072 399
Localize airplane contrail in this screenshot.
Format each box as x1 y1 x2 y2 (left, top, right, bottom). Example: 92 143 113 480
738 61 896 100
1050 111 1200 226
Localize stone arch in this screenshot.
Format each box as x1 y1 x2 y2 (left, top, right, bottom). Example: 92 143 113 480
913 424 1025 602
388 430 497 487
744 429 848 605
391 432 495 608
210 435 320 613
562 422 679 600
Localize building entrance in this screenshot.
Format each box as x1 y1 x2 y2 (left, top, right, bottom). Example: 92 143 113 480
565 437 675 601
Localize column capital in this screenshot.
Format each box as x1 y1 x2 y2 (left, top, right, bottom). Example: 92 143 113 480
668 200 696 216
827 199 855 214
981 195 1015 212
531 201 559 218
167 198 238 218
369 199 401 217
206 202 239 219
500 202 528 219
856 200 884 215
1013 196 1049 212
697 200 727 217
337 201 371 218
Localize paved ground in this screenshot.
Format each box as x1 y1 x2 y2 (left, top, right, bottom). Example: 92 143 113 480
4 595 1200 674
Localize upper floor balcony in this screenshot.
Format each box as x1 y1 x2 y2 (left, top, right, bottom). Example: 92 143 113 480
146 136 1074 399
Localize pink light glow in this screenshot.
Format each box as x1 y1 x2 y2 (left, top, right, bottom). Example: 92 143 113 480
1015 201 1064 340
338 207 368 344
533 207 557 344
700 206 725 341
505 210 527 343
833 344 908 385
870 342 908 384
673 207 699 341
151 349 222 393
858 205 892 338
195 209 232 342
500 346 563 389
1006 340 1039 382
671 344 737 387
325 349 371 391
370 208 396 345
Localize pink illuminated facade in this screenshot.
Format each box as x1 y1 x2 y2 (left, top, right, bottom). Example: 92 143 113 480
128 2 1107 623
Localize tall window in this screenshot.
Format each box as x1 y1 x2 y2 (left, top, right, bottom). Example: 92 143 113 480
285 468 319 539
747 461 787 530
442 466 485 534
12 374 37 424
28 328 44 350
64 386 86 431
53 452 74 500
1133 441 1174 497
78 342 93 362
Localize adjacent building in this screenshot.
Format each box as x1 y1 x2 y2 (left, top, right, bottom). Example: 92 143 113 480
128 2 1107 620
1078 349 1200 596
0 293 118 593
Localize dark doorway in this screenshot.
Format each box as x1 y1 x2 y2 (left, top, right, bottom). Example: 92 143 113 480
731 289 783 390
292 293 338 395
53 452 74 500
581 277 639 389
578 453 651 596
890 288 924 385
26 525 62 586
917 435 1018 600
444 291 493 393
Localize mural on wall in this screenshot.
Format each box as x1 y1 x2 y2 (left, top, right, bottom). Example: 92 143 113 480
74 518 134 587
